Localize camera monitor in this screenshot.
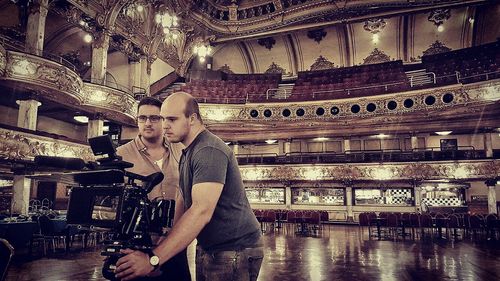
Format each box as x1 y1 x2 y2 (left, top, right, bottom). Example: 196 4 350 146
66 185 124 229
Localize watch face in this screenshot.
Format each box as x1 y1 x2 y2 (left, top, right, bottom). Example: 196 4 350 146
150 255 160 266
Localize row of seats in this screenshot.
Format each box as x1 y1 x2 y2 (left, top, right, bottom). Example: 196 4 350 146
180 74 281 103
358 212 500 241
170 41 499 103
423 40 500 85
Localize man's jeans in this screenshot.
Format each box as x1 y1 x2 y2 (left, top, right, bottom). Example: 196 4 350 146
196 245 264 281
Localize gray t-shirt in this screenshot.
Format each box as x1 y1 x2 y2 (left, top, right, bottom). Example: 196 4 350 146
179 130 261 252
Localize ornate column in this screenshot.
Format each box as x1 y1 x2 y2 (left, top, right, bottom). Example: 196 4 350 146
343 138 351 153
87 114 104 139
12 176 31 215
232 143 239 154
140 56 154 96
345 185 353 222
228 3 238 21
485 179 498 214
484 133 493 158
25 0 49 56
411 135 418 150
278 140 290 156
414 184 422 213
129 58 141 93
16 99 41 130
285 185 292 209
91 32 110 83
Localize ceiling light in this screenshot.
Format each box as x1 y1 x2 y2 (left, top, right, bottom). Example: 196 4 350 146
313 137 329 142
435 131 452 136
376 133 389 139
372 33 379 43
265 139 277 144
83 33 93 43
437 25 444 32
193 44 212 63
74 115 89 123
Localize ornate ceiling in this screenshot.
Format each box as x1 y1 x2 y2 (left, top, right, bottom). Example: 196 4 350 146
1 0 498 77
0 0 499 137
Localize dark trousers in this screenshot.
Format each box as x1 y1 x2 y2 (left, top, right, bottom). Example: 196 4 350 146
137 248 191 281
195 245 264 281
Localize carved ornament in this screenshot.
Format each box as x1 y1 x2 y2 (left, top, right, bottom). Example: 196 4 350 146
239 160 499 182
0 128 94 162
0 44 6 76
307 29 327 43
218 64 234 74
363 18 387 34
363 48 391 65
310 55 335 71
257 37 276 50
428 9 451 26
265 62 285 74
422 40 452 57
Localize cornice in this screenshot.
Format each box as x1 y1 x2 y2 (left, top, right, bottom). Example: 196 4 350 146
0 48 138 125
188 0 487 42
240 160 500 183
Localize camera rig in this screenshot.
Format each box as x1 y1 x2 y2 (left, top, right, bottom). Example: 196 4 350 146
27 135 175 280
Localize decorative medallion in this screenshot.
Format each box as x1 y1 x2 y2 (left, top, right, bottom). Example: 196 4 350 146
363 48 391 64
310 55 335 71
363 18 386 34
218 64 234 74
307 29 327 43
422 40 452 57
265 62 285 74
257 37 276 50
428 9 451 26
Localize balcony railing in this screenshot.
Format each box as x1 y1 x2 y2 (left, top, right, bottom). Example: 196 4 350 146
236 146 494 165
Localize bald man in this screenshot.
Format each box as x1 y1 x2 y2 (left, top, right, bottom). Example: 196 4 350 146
115 92 263 281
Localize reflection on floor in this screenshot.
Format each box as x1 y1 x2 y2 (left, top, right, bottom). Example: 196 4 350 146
5 225 500 281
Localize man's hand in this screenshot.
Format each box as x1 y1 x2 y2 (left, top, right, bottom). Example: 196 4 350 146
115 249 154 281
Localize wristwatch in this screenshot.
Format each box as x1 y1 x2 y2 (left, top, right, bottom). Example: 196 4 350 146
146 250 160 270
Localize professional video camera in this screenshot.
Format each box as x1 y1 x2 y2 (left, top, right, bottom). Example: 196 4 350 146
30 135 175 280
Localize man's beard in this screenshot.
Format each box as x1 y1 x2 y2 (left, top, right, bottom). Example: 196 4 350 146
141 132 162 143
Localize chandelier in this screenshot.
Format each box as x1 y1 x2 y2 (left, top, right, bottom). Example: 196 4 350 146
193 44 212 63
155 10 180 40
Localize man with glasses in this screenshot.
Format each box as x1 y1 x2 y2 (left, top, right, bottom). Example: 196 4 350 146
115 92 263 281
116 97 191 281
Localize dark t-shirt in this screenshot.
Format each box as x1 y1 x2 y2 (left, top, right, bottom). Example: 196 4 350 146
179 130 261 252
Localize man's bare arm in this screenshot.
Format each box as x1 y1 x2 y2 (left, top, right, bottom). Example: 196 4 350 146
155 182 223 263
114 182 223 280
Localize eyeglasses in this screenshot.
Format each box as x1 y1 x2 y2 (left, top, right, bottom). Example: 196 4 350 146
137 115 162 123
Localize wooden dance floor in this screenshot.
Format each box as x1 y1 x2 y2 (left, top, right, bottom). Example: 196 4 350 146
5 225 500 281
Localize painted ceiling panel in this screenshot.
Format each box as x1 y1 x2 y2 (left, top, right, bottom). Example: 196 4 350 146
413 7 469 59
212 43 248 73
351 17 401 65
246 36 291 74
295 26 343 71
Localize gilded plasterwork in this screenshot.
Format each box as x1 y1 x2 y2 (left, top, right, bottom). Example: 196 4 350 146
0 44 6 76
82 83 137 120
0 128 94 161
6 52 84 101
240 161 499 182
